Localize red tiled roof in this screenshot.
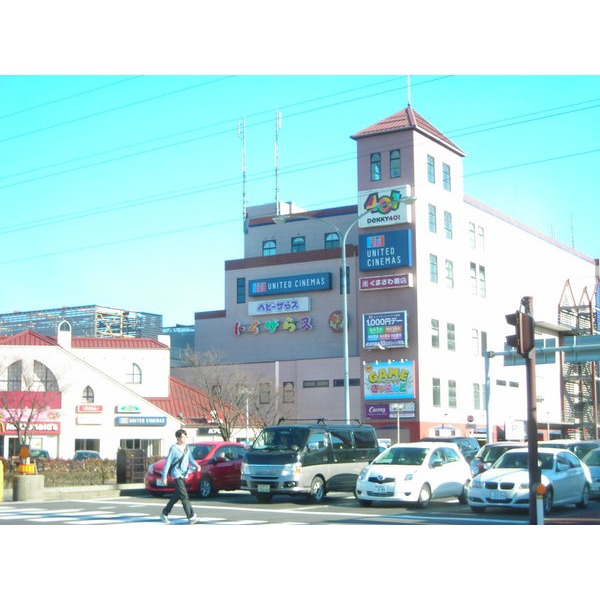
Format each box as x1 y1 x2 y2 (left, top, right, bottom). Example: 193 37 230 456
0 330 56 346
70 337 169 349
351 105 465 156
146 377 214 422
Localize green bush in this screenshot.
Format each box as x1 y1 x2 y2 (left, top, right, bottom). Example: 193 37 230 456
2 457 117 488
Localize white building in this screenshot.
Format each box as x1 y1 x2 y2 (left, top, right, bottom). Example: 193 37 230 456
183 106 598 443
0 322 217 459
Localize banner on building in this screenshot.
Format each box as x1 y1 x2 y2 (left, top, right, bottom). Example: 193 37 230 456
363 360 415 400
363 310 407 349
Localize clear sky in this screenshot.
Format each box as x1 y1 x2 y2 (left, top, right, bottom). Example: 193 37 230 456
0 5 598 327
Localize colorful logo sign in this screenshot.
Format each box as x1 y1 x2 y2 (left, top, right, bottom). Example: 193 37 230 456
359 229 412 271
249 273 332 297
364 401 416 420
363 311 407 349
363 360 415 400
358 187 413 228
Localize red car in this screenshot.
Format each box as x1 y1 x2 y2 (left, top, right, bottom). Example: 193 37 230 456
145 441 246 499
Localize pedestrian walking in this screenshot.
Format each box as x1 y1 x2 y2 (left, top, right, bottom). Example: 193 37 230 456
160 429 200 524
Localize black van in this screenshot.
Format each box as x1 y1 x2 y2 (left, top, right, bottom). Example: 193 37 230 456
240 419 379 503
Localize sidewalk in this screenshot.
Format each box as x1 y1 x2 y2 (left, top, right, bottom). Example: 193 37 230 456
3 481 145 502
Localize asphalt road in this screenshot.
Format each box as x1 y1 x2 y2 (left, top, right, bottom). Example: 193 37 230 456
2 490 600 525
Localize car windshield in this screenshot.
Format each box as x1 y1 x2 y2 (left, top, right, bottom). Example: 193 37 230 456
584 450 600 466
542 442 594 459
373 446 428 466
480 446 515 463
252 428 308 451
495 451 555 470
495 452 529 469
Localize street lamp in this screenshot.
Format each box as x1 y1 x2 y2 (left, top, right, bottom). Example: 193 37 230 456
273 209 370 424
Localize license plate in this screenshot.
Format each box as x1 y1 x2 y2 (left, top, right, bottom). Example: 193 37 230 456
490 490 506 500
257 484 270 493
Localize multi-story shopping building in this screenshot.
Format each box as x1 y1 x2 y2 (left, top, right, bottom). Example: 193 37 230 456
181 106 598 443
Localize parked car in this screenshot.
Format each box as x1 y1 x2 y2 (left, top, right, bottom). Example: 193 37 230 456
146 441 246 499
72 450 101 460
29 449 50 459
539 439 600 460
354 442 471 508
470 442 527 477
468 447 590 514
420 436 480 463
582 447 600 498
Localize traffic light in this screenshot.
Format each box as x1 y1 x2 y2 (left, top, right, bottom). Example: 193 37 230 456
505 310 535 357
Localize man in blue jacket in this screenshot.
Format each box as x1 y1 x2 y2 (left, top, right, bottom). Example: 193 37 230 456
160 429 200 524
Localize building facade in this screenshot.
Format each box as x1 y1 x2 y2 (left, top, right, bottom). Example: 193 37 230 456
183 106 598 442
0 323 219 459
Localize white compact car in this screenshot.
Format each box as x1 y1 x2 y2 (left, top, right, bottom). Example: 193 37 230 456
354 442 471 508
468 447 590 514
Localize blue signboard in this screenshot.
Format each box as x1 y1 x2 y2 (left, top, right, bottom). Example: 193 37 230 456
248 272 332 297
359 229 412 271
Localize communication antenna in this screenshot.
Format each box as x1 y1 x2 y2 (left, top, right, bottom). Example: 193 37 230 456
570 214 575 248
275 109 282 214
407 74 411 106
238 118 248 233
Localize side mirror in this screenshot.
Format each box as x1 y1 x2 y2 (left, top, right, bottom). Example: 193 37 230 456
430 458 444 468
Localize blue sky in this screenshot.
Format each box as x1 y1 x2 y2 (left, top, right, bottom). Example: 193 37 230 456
0 73 598 326
0 4 598 327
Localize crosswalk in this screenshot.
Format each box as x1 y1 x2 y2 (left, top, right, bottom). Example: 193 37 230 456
0 504 305 525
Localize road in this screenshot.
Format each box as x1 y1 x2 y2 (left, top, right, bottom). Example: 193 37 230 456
2 490 600 525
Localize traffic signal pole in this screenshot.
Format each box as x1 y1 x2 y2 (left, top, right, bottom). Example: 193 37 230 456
505 296 541 524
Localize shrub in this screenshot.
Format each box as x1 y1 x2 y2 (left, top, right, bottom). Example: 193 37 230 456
2 458 117 488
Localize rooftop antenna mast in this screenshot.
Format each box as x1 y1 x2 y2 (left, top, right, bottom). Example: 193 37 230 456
238 118 248 232
407 74 412 106
275 109 282 215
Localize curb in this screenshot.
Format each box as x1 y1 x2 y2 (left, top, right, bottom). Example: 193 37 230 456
3 482 146 502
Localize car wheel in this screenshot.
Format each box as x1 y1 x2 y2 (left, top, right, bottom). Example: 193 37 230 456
255 493 273 503
542 487 554 515
416 483 431 508
458 481 469 504
308 476 326 503
576 483 590 509
470 506 486 514
197 477 213 499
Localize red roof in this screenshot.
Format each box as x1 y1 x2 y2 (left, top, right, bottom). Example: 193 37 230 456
0 330 56 346
0 329 168 350
71 337 168 349
351 105 465 156
146 377 214 422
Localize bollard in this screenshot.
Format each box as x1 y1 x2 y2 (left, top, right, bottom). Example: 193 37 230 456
535 482 547 525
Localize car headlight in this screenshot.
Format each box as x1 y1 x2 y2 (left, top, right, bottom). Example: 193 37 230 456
357 468 368 482
470 479 483 489
241 460 249 475
281 462 302 477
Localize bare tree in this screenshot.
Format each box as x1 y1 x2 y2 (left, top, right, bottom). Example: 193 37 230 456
180 349 291 441
0 359 61 450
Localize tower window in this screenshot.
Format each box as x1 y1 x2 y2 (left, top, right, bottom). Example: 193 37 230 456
390 149 401 178
370 152 381 181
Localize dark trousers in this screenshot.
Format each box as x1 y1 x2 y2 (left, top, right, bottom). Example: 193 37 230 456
163 477 194 519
